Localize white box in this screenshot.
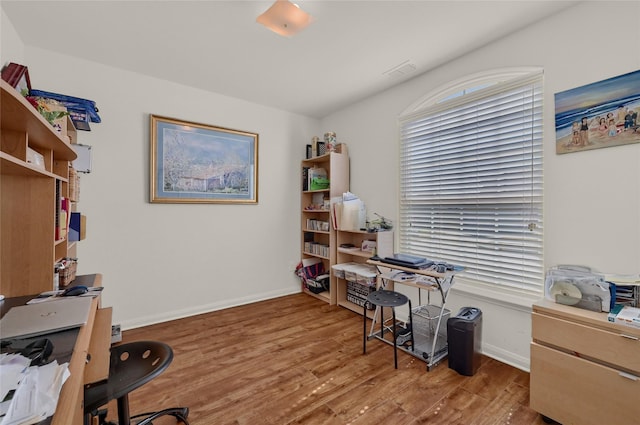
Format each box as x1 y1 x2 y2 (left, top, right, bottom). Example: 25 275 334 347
361 240 377 253
609 305 640 329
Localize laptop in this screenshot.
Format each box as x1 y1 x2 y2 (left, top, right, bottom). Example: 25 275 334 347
382 253 433 269
0 297 93 339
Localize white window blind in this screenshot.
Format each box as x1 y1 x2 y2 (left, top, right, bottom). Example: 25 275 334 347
399 72 543 294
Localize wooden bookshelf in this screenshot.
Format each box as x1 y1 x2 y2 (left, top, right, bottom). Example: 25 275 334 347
300 147 349 304
1 80 78 297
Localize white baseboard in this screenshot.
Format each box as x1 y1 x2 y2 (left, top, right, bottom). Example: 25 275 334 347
119 287 301 331
481 342 530 372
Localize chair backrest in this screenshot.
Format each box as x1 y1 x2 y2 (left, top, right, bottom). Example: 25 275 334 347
108 340 174 400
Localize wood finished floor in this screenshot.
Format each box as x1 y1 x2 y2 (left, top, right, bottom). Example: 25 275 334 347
111 293 548 425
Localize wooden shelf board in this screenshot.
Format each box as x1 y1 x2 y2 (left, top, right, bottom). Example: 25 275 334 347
1 80 76 161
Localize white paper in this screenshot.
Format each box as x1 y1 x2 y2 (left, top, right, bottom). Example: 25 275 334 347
0 356 70 425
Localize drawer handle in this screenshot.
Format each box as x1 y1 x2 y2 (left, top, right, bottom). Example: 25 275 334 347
619 372 639 381
620 334 639 341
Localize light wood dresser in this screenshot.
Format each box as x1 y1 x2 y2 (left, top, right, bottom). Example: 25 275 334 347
530 299 640 424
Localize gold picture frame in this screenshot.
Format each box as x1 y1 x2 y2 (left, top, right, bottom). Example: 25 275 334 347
150 115 258 204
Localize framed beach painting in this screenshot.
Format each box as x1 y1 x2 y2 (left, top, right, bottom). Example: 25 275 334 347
555 69 640 154
150 115 258 204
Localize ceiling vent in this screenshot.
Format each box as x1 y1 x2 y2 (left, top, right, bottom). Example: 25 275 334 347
383 61 417 79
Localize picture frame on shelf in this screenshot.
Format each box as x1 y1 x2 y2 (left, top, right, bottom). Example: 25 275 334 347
1 62 31 96
150 115 259 204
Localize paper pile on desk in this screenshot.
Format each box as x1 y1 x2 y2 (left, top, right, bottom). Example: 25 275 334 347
0 354 70 425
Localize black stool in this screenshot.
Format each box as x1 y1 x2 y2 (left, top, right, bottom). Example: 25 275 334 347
363 289 413 369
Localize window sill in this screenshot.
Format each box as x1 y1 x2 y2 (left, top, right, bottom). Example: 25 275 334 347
450 277 543 313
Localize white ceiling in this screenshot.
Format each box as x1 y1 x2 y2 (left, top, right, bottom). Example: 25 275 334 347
2 0 577 118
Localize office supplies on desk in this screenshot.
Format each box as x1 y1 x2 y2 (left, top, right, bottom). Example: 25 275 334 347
607 304 640 328
0 297 93 339
545 265 611 312
368 258 464 371
26 286 103 304
61 285 88 296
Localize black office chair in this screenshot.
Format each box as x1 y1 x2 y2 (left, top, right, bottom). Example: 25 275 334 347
84 340 190 425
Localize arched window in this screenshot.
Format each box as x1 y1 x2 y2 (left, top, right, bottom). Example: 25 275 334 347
398 68 544 295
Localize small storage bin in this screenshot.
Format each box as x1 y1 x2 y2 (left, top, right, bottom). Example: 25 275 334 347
59 258 78 287
331 264 345 279
413 304 450 337
356 266 377 286
347 281 375 310
412 304 450 358
306 273 330 294
343 264 361 282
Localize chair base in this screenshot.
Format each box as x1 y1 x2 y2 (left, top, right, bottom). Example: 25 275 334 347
87 406 190 425
132 407 190 425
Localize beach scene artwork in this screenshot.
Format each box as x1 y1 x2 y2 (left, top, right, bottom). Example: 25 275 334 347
555 69 640 154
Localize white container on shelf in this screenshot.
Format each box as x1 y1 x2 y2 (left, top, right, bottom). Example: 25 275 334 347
344 263 363 282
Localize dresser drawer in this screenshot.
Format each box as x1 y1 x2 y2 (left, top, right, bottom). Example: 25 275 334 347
532 311 640 373
530 343 640 425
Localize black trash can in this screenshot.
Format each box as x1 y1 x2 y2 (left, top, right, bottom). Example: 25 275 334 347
447 307 482 376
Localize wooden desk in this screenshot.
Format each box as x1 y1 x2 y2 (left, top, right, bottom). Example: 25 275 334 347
367 260 461 370
0 274 111 425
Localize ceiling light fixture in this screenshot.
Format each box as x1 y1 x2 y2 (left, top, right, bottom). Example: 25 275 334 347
256 0 313 37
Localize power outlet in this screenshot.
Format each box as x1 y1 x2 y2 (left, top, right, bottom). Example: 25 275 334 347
111 324 122 344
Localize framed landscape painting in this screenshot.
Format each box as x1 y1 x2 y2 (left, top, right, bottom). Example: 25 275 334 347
555 69 640 154
150 115 258 204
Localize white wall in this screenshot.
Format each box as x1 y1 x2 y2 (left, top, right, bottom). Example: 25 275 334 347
321 1 640 370
1 9 24 65
1 12 319 328
3 1 639 371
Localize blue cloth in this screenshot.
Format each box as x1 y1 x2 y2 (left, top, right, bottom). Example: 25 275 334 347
30 89 101 123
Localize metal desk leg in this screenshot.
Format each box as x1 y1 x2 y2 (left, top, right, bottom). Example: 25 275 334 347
391 307 398 369
363 301 367 354
408 299 414 351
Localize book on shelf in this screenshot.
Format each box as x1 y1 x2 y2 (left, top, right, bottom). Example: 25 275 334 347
330 197 342 230
69 212 86 242
308 167 328 191
55 195 70 240
59 197 70 239
302 167 309 191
